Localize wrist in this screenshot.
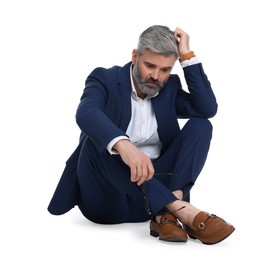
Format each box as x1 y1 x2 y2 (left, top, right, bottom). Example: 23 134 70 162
179 51 195 62
113 139 131 153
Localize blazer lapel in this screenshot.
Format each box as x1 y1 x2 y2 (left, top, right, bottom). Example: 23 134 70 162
117 62 132 132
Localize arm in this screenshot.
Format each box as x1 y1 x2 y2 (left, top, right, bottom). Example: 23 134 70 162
174 28 218 118
76 68 127 153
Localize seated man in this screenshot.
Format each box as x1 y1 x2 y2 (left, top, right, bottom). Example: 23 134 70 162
48 25 235 245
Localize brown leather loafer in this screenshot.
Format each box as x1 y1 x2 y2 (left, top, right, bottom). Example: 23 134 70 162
183 211 235 245
150 213 188 242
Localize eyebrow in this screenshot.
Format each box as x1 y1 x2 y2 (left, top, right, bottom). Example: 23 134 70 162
144 61 172 70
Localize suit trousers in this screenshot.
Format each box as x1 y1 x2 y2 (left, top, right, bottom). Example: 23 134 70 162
77 118 213 224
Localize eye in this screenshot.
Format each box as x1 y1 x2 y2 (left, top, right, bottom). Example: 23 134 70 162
162 68 171 73
146 63 155 69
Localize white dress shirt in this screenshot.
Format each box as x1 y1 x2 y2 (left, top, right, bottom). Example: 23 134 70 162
107 56 199 158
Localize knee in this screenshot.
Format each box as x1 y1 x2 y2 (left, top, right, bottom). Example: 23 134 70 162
191 117 212 131
182 118 213 136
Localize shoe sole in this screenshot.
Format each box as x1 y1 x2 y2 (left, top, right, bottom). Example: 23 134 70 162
159 237 188 242
189 227 235 245
150 231 188 242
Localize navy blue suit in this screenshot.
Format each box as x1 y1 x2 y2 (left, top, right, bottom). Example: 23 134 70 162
48 62 218 224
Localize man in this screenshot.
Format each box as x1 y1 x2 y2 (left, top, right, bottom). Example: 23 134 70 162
48 25 235 244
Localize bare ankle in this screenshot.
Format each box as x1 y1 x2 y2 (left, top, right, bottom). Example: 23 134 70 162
155 215 162 223
172 189 183 200
166 200 201 226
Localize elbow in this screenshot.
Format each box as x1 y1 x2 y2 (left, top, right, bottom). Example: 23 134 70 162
200 103 218 118
75 104 89 129
75 106 82 127
207 103 218 118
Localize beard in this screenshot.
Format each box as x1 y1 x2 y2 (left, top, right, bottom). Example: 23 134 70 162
132 62 166 96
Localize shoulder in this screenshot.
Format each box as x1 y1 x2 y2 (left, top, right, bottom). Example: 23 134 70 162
85 62 131 85
165 73 181 89
168 73 180 82
86 65 121 81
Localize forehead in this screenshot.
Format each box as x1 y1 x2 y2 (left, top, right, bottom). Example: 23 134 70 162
139 49 177 68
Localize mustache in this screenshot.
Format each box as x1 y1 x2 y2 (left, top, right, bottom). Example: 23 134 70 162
145 78 160 86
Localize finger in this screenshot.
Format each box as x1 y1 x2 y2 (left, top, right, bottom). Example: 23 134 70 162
132 165 142 183
146 163 155 181
173 31 180 41
137 166 148 186
130 167 138 182
174 27 183 38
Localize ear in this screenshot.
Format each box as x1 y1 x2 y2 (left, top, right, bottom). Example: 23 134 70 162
131 49 137 65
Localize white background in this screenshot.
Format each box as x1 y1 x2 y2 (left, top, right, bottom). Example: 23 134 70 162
1 0 279 259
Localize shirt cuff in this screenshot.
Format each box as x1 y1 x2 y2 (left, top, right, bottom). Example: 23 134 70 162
180 56 200 68
107 136 130 155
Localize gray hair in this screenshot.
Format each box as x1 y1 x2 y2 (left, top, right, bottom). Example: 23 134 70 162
137 25 179 58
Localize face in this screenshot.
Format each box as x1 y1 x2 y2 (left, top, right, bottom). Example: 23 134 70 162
132 49 177 97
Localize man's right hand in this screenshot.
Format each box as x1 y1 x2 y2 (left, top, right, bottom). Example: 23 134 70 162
113 139 154 186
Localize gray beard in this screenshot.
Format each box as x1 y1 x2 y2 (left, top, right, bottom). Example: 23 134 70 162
132 63 165 96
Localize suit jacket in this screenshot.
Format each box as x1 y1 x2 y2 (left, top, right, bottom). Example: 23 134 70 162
48 61 218 215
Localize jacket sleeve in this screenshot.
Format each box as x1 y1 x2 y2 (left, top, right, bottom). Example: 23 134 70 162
176 63 218 118
76 68 127 153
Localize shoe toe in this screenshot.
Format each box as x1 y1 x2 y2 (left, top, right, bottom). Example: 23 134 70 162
150 213 188 242
184 212 235 245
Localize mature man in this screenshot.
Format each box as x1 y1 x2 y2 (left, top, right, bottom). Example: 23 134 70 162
48 25 235 244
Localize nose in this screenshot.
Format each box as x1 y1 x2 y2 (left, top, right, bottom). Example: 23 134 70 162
150 69 159 80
